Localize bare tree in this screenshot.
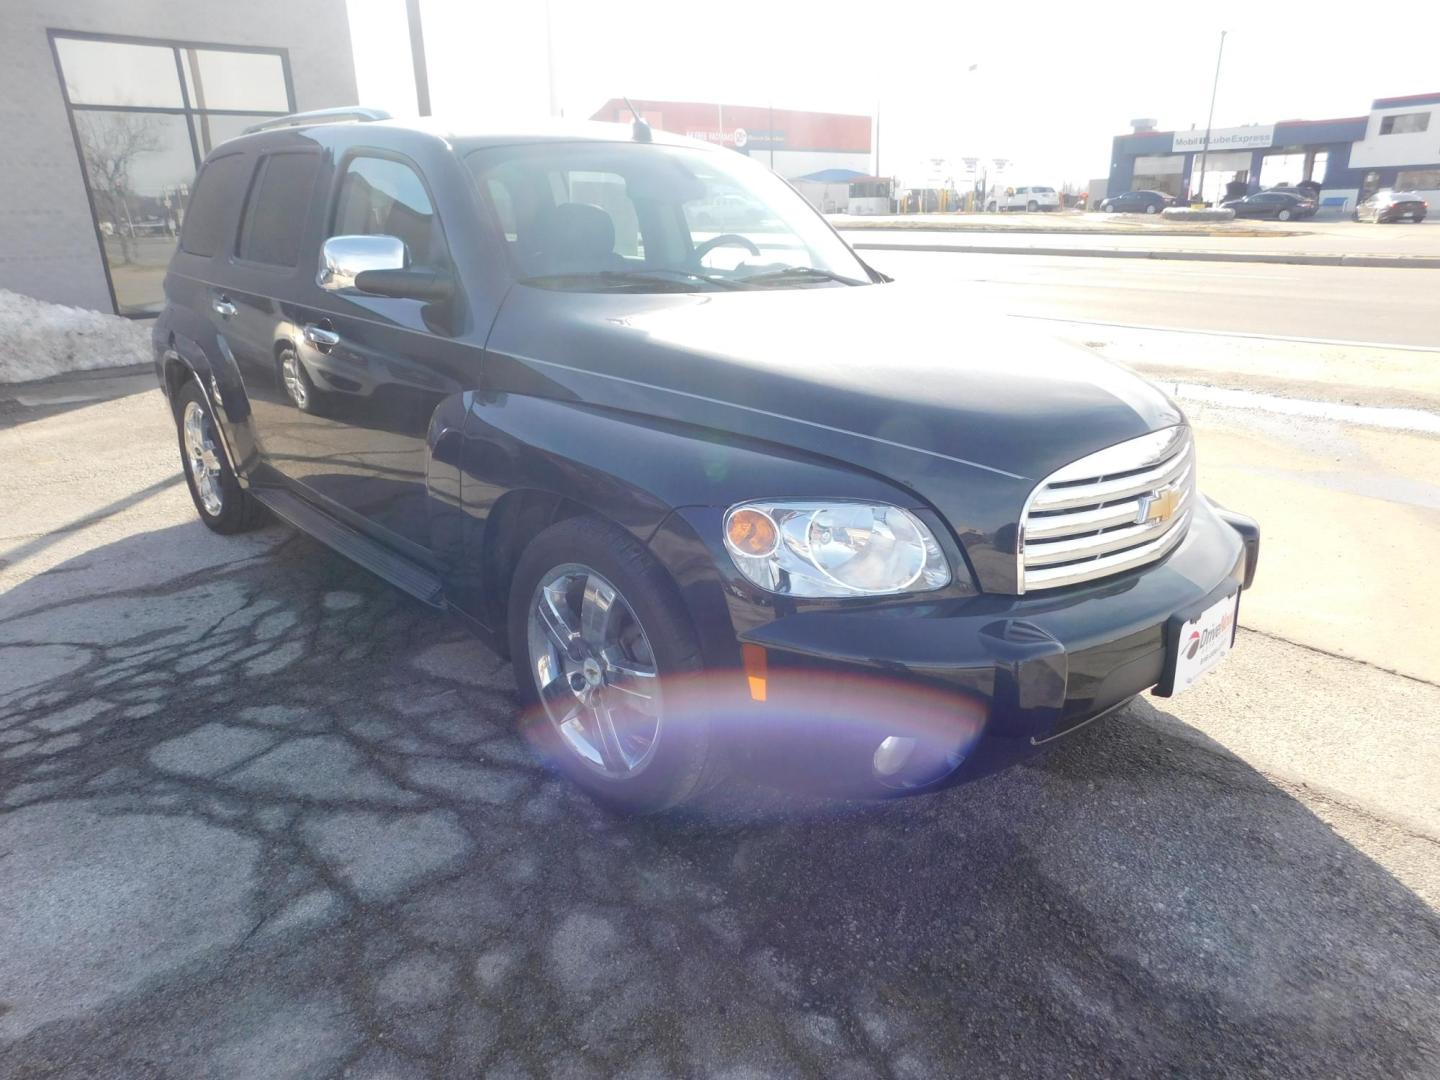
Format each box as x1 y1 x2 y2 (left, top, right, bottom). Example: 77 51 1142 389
75 113 162 264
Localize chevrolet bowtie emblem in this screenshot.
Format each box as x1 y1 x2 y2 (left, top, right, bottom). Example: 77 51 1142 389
1136 485 1182 525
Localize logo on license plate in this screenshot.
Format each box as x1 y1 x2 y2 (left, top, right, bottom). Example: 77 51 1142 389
1186 608 1235 659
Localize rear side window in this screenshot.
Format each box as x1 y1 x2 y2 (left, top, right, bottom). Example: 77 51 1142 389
179 152 247 257
237 152 320 266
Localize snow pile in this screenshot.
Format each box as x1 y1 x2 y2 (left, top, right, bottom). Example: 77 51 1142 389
0 289 150 384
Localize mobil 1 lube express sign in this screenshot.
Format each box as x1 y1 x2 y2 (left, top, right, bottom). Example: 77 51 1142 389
1172 125 1275 153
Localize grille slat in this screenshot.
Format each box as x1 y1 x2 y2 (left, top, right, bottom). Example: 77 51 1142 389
1019 426 1195 593
1029 450 1192 512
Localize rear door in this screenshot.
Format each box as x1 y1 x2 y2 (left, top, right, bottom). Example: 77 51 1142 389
217 148 325 467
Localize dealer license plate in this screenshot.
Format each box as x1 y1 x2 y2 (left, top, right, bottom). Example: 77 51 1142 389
1162 589 1239 696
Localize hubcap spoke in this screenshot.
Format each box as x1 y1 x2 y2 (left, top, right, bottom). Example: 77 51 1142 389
537 582 583 655
604 657 660 715
579 575 618 648
587 694 631 773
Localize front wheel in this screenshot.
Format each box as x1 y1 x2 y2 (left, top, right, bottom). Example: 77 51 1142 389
1026 200 1038 212
508 516 720 812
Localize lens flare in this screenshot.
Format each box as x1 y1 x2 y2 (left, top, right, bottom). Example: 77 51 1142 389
518 664 989 808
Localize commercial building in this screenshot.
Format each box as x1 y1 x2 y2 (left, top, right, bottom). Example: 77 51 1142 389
1107 91 1440 212
1 0 357 315
588 99 872 185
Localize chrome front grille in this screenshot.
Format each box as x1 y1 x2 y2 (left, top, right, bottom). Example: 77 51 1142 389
1019 425 1195 592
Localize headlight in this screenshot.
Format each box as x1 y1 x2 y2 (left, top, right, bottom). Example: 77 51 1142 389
722 500 952 597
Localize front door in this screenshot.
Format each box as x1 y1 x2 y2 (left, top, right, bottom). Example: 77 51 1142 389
282 151 473 555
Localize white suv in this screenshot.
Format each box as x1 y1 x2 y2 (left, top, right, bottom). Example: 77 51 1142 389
988 186 1060 212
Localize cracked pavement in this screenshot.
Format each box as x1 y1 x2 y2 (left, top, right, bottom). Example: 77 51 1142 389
1 378 1437 1078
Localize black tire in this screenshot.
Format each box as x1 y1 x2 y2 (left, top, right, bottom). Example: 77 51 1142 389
173 378 264 534
508 515 721 813
1145 203 1158 214
1026 200 1038 212
1277 208 1292 221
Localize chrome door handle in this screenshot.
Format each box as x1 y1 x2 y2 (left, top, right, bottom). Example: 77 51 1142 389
303 323 339 348
212 298 237 318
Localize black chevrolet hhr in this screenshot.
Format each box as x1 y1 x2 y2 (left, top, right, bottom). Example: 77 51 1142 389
154 108 1259 812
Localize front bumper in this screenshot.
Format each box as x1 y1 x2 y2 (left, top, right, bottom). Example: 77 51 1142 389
671 500 1258 795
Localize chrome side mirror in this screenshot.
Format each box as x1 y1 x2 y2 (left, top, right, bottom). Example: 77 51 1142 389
318 234 407 292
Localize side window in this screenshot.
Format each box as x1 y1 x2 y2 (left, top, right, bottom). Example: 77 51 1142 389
237 152 320 266
179 152 247 257
332 156 445 267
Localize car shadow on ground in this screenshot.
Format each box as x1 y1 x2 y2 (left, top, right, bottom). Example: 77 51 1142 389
0 522 1436 1079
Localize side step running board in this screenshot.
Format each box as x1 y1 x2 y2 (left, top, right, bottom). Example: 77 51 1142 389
253 487 445 608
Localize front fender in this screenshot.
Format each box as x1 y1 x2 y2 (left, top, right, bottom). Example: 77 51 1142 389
455 392 937 633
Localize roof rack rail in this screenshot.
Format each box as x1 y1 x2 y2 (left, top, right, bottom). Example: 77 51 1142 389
242 107 392 135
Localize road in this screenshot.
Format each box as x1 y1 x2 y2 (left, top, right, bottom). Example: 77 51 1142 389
862 249 1440 348
1 257 1438 1078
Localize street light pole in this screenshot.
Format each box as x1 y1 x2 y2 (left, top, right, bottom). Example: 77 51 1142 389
544 0 559 117
405 0 431 116
1195 29 1228 205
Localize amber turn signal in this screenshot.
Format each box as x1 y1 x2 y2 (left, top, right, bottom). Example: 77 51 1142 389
742 643 768 702
726 508 778 557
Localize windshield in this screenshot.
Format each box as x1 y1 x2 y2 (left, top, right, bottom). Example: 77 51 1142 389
465 140 873 291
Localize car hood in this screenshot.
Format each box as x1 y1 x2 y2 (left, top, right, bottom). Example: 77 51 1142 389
484 280 1184 590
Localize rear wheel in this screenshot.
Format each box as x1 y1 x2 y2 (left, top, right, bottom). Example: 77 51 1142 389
174 379 263 534
1277 208 1293 221
1026 200 1038 212
1144 203 1158 214
508 516 720 812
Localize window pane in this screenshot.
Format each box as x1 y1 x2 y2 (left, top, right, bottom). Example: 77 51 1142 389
55 37 183 108
180 153 249 257
1397 169 1440 190
73 110 195 314
191 113 281 156
1380 112 1430 135
181 48 289 112
333 157 441 265
239 153 319 266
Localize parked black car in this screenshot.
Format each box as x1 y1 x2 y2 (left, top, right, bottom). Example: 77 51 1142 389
1221 190 1317 220
154 110 1260 811
1097 190 1176 214
1353 189 1428 223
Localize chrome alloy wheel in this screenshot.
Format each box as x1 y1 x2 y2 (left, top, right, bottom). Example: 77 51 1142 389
182 400 225 517
281 349 309 409
527 564 662 778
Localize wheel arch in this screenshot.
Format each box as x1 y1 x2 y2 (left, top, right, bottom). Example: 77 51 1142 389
162 331 257 480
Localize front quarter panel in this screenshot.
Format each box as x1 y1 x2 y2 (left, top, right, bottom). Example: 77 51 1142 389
455 390 975 632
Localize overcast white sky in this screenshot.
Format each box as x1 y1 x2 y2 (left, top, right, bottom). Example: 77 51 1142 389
346 0 1440 186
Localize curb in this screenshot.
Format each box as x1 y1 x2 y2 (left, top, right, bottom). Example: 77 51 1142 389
849 242 1440 269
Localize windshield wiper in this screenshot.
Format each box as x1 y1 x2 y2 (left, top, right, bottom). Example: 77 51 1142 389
734 266 866 287
520 269 745 291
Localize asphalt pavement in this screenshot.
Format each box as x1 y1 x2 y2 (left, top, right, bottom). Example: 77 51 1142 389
2 262 1438 1078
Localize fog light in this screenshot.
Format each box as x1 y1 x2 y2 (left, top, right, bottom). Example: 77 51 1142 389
873 736 917 777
